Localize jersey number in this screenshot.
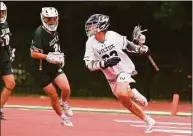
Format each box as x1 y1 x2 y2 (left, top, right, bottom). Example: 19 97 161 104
1 35 10 46
102 50 118 60
53 43 60 52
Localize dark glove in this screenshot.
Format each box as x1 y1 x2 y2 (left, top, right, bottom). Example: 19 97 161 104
100 56 121 69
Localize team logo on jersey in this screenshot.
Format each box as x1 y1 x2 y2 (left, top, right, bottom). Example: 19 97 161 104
49 35 59 46
97 44 115 55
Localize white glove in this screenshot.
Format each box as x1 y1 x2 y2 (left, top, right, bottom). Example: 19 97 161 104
139 45 148 54
138 34 146 44
59 59 65 68
46 52 64 65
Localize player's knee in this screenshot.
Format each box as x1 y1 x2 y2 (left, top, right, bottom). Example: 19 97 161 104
119 97 132 108
4 80 15 91
60 86 71 94
116 91 129 100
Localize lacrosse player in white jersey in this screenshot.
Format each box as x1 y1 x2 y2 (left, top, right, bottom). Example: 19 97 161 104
83 14 156 133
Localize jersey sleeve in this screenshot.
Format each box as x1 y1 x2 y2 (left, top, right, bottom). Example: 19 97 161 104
83 40 101 71
111 31 140 53
109 31 128 49
30 30 43 53
83 40 96 62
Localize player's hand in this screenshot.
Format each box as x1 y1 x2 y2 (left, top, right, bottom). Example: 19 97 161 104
139 45 148 54
46 52 64 64
59 55 66 68
100 56 121 69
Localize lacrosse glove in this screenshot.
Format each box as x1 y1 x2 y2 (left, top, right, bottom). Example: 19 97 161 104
100 56 121 69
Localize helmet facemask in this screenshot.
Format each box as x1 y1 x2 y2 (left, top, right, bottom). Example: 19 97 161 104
40 7 59 32
0 2 7 23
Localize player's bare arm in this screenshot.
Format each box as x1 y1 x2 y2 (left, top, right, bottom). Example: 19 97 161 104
31 51 47 60
123 39 148 54
31 45 64 65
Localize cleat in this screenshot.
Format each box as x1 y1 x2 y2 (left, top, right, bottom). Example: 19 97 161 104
61 116 73 127
144 116 156 133
59 101 73 117
0 112 6 120
132 88 148 107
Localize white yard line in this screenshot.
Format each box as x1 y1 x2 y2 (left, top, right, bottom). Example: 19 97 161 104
114 119 191 126
114 119 192 135
130 124 191 130
4 104 192 116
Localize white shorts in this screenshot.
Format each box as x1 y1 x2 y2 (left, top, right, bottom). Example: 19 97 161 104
108 72 136 95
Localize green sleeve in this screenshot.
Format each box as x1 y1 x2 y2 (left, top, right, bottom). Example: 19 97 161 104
30 30 43 53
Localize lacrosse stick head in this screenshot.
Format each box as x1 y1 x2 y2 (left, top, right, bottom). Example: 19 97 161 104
132 24 147 42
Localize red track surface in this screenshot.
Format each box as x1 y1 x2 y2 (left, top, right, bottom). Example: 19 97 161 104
2 96 192 136
2 109 192 136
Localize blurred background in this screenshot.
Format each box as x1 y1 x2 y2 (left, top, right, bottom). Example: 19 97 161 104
1 1 192 101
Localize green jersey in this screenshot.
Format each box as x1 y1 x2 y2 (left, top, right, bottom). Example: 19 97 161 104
0 21 12 62
30 25 62 72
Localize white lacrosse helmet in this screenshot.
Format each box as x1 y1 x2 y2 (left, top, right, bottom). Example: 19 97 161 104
0 2 7 23
40 7 59 31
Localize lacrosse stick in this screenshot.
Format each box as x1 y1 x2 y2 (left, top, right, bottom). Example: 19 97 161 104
132 25 159 72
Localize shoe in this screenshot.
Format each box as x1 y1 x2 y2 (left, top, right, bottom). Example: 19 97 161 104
0 112 6 120
132 88 148 107
61 116 73 127
59 100 73 117
144 116 156 133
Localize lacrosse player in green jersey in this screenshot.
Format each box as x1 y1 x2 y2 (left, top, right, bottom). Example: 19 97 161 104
0 2 16 120
30 7 73 126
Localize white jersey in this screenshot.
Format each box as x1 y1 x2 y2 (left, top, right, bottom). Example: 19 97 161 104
84 31 136 81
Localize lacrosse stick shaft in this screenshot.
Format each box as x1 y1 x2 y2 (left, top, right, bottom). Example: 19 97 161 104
39 59 42 71
139 43 159 72
147 54 159 71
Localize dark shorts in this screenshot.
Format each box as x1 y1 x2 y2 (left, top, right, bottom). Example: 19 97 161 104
0 61 13 76
33 69 64 88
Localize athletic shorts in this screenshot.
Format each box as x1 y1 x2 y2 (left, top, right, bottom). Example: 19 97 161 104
0 61 13 76
108 72 136 96
33 68 64 88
